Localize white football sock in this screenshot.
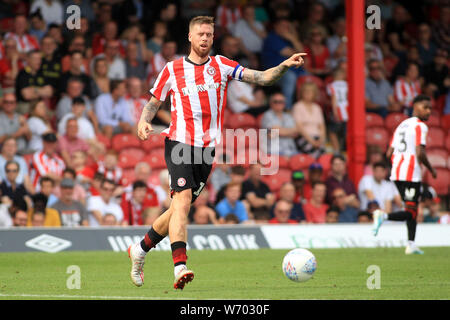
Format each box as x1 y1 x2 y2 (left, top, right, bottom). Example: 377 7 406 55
174 264 187 277
135 242 147 256
408 240 415 247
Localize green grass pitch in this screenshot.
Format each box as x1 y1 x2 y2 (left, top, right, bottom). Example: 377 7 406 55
0 247 449 300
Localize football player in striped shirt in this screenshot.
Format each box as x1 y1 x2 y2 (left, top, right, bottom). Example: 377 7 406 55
128 15 306 289
372 95 437 254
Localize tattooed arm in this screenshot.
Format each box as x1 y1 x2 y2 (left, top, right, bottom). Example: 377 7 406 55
242 53 307 86
137 96 163 140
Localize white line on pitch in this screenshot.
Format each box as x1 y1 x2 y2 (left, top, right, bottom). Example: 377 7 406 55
0 293 196 300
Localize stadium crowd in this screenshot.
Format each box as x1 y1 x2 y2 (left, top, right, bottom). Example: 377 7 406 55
0 0 448 228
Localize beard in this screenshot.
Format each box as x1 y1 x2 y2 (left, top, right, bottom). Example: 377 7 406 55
191 43 211 58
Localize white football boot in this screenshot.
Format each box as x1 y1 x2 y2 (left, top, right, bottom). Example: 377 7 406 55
405 243 424 255
128 243 146 287
173 266 194 290
372 209 386 236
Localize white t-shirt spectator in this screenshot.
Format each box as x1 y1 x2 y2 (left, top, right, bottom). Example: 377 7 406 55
30 0 64 26
58 113 96 140
27 116 51 152
233 19 265 53
87 195 123 227
227 80 254 113
358 175 399 211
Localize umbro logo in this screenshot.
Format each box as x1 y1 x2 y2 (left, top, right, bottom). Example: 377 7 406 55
25 234 72 253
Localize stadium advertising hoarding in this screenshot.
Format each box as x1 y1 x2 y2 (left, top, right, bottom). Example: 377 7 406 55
0 224 449 253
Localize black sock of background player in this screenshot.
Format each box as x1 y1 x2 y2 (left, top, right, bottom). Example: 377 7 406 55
171 241 187 266
388 211 413 221
407 219 417 241
140 227 164 252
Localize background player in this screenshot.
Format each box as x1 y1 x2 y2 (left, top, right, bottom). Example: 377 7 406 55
127 16 306 289
372 95 437 255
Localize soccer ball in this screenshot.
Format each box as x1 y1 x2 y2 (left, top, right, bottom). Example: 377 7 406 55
282 248 317 282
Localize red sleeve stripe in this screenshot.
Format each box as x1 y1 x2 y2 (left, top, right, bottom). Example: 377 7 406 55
152 66 170 101
415 124 421 146
218 55 238 68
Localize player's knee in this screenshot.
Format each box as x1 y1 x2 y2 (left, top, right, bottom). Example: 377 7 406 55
173 189 192 209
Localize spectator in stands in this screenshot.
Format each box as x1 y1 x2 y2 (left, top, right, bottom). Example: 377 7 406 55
304 24 331 79
29 10 47 42
0 195 28 227
121 23 149 63
325 206 339 223
227 79 268 116
394 62 421 115
188 189 219 225
101 213 118 226
416 22 438 67
31 211 45 226
291 170 306 204
40 35 61 91
325 154 359 208
146 38 180 87
95 79 134 139
431 5 450 51
28 192 61 226
331 187 359 223
261 18 305 109
124 77 147 125
12 209 28 227
0 160 30 203
327 17 347 70
214 165 246 205
292 82 326 158
51 178 89 227
215 0 242 35
303 163 323 201
38 176 58 207
98 39 127 80
154 168 171 211
92 21 124 57
59 51 94 99
58 96 95 140
87 178 123 227
298 2 327 41
52 168 87 206
357 211 372 223
423 48 449 97
327 67 348 152
71 151 93 189
269 199 298 224
27 99 53 152
0 92 30 153
0 37 24 89
146 21 168 55
241 163 275 217
30 133 65 191
210 154 231 193
232 4 266 55
15 50 53 114
365 59 400 116
0 137 32 193
95 149 123 187
58 118 91 167
121 180 159 226
5 15 40 58
358 162 402 213
90 57 110 98
61 35 91 74
215 182 249 223
420 184 441 223
261 92 299 157
30 0 64 26
276 182 305 222
157 2 186 51
125 42 147 81
303 181 328 223
363 145 385 176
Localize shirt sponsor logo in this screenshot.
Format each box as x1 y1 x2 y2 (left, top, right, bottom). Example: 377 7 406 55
181 82 220 96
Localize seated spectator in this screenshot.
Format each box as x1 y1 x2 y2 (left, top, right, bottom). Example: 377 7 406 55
27 99 53 152
303 163 324 202
0 160 30 203
72 150 95 187
232 4 267 55
327 17 347 70
145 38 180 87
52 168 88 206
327 68 348 152
0 137 32 193
30 133 65 191
30 0 63 26
121 161 159 202
227 80 268 116
0 37 24 89
29 10 46 42
40 35 61 91
423 48 449 97
215 0 242 35
146 21 167 55
0 194 28 227
223 213 240 224
51 178 89 227
292 82 326 158
27 193 61 227
95 149 124 188
125 42 147 81
261 92 299 157
261 18 305 109
275 182 305 222
269 199 298 224
357 211 372 223
56 76 96 126
31 211 45 227
303 181 328 223
214 165 246 205
90 57 110 98
304 24 331 78
59 51 94 99
94 39 126 80
58 118 91 168
4 15 39 59
365 59 400 117
420 184 441 223
331 188 359 223
92 21 125 57
394 62 421 116
241 163 275 217
87 172 105 198
326 206 340 223
101 213 119 226
87 178 124 227
95 79 134 139
210 154 232 193
0 92 31 154
121 180 159 226
124 77 147 125
325 154 359 208
358 162 402 213
363 145 384 176
291 170 306 204
38 176 59 207
188 189 219 225
416 23 437 67
12 209 28 227
15 50 53 114
215 182 249 223
61 35 91 74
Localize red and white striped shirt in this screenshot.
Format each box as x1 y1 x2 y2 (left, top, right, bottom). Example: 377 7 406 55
4 33 39 53
31 151 66 189
216 5 242 33
150 55 245 148
327 80 348 121
124 94 147 124
96 161 124 185
394 78 421 108
389 117 428 182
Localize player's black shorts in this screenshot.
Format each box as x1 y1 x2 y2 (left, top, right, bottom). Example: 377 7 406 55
164 137 215 203
394 181 422 204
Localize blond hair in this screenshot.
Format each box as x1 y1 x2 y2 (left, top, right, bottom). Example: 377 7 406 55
189 16 214 31
298 82 319 101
